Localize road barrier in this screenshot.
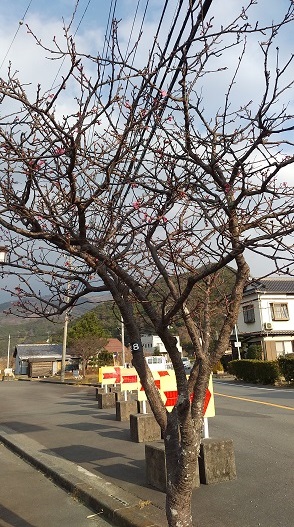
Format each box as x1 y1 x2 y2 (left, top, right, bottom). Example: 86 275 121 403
98 366 215 417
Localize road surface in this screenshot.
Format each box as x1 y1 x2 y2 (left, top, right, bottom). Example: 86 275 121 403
0 378 293 527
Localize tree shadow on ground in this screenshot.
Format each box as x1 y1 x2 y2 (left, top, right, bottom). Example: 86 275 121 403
45 444 122 463
42 444 151 490
0 504 37 527
57 421 117 432
0 421 47 433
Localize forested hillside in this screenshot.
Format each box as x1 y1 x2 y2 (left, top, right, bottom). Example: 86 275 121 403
0 266 236 357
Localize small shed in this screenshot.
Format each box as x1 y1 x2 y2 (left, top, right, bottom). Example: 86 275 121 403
13 343 64 377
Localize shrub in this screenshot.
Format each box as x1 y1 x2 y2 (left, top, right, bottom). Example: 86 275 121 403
278 354 294 382
246 344 262 360
228 359 280 384
212 360 224 374
220 354 233 372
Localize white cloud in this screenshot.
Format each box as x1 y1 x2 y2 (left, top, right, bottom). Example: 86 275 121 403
0 0 293 297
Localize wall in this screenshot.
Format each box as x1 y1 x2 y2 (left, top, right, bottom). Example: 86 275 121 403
238 292 294 334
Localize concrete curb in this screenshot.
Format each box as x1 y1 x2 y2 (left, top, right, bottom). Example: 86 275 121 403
0 425 166 527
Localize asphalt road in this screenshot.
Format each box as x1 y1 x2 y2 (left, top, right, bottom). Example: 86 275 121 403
0 379 293 527
206 380 294 527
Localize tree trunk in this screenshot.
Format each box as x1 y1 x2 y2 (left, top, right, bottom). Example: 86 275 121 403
82 359 86 378
164 412 200 527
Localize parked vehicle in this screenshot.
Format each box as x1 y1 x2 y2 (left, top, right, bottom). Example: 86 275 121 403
145 355 168 371
181 357 192 373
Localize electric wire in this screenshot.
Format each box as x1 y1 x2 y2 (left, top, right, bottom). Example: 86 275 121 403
96 0 184 231
104 0 214 231
0 0 33 71
123 0 212 184
87 0 118 147
114 0 146 126
49 0 93 91
96 0 118 100
107 0 191 215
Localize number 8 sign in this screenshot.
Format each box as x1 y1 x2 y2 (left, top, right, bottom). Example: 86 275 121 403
131 342 143 354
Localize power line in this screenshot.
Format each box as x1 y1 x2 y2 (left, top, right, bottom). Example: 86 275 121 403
0 0 33 71
113 0 150 128
49 0 93 92
121 0 213 187
99 0 215 231
103 0 187 217
95 0 118 102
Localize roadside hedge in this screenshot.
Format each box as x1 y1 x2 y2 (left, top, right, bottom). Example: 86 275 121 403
277 355 294 382
228 359 280 384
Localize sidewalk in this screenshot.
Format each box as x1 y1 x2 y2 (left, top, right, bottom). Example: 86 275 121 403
0 443 114 527
1 378 291 527
0 428 162 527
0 381 167 527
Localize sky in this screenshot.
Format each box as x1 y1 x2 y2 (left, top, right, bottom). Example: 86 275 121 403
1 0 293 81
0 0 293 301
1 0 292 118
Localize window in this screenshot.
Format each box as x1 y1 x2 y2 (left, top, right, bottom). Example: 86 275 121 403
270 303 289 321
243 304 255 323
275 342 285 356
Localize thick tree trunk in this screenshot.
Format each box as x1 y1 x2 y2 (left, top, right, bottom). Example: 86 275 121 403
164 412 201 527
166 476 194 527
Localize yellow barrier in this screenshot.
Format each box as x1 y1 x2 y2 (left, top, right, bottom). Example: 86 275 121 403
98 366 121 385
98 366 215 416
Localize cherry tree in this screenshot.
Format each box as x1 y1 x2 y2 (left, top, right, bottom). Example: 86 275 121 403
0 1 294 526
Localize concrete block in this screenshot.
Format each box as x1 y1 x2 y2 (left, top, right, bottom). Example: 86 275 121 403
199 438 237 485
130 413 161 443
145 441 166 491
95 387 106 399
114 391 127 402
145 441 200 492
97 392 116 409
116 400 138 421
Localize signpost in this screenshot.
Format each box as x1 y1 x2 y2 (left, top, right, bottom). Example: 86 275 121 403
234 324 241 360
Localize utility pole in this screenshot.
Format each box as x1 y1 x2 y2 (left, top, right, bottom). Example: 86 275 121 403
61 311 69 382
6 334 10 369
61 257 71 382
121 316 125 367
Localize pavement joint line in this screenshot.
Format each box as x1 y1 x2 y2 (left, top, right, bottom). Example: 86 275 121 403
215 392 294 410
0 424 166 527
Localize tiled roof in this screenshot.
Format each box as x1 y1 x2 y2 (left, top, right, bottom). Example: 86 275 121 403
244 277 294 295
14 343 63 359
104 338 128 355
238 329 294 337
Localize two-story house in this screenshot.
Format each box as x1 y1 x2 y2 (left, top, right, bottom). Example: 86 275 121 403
236 277 294 360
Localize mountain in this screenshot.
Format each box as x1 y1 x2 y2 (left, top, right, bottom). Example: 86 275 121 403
0 293 112 358
0 266 237 358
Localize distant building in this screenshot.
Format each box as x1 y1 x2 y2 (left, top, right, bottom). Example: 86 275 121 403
141 334 182 356
236 277 294 360
104 338 131 366
13 343 67 376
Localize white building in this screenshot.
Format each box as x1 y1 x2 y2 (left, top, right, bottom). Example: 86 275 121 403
141 334 183 356
236 277 294 360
